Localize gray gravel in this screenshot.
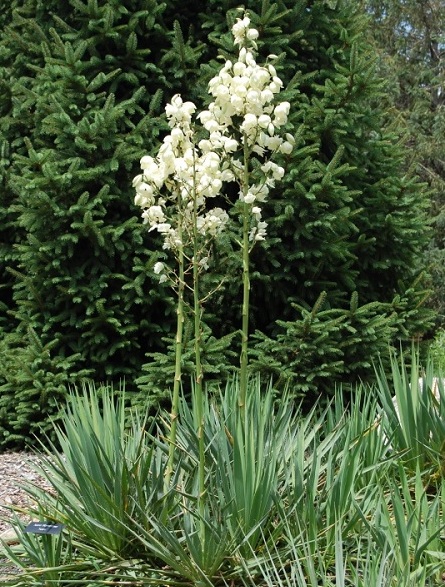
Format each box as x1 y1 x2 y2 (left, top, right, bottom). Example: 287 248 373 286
0 452 51 535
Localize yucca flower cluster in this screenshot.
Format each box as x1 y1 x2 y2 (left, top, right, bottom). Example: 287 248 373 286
133 93 231 284
133 12 293 283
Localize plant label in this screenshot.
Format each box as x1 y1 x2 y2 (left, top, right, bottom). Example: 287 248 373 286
24 522 64 535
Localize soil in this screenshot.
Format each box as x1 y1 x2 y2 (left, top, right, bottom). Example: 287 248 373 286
0 451 53 580
0 452 51 536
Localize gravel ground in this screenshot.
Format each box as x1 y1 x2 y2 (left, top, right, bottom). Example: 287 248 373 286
0 452 52 536
0 452 54 580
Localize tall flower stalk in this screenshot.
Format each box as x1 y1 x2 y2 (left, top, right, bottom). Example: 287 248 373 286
199 12 294 405
168 218 185 485
190 152 206 521
133 95 231 491
239 138 251 409
133 9 293 480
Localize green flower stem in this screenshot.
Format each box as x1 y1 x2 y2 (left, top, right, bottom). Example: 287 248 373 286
239 137 251 410
193 257 206 540
191 159 206 536
165 218 185 488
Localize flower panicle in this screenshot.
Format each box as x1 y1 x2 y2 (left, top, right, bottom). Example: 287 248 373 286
133 10 294 279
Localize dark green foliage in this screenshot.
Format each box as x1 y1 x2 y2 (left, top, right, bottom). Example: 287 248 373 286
134 321 239 410
250 290 430 396
362 0 445 326
198 0 433 393
200 0 432 335
0 0 434 446
0 327 91 447
0 0 190 446
0 1 60 335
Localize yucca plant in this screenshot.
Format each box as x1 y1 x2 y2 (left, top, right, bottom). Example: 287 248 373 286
35 382 172 559
0 382 180 585
232 510 394 587
124 378 296 583
6 363 445 586
325 384 393 486
0 514 76 587
376 349 445 486
122 378 388 585
280 385 391 567
229 385 445 587
212 378 295 556
361 465 445 585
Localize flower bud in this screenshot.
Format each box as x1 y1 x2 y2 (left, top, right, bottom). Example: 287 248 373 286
153 261 165 274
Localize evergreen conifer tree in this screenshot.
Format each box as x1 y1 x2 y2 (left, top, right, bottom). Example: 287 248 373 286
198 0 431 331
0 0 66 335
0 0 207 446
138 0 433 395
362 0 445 327
0 0 434 445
